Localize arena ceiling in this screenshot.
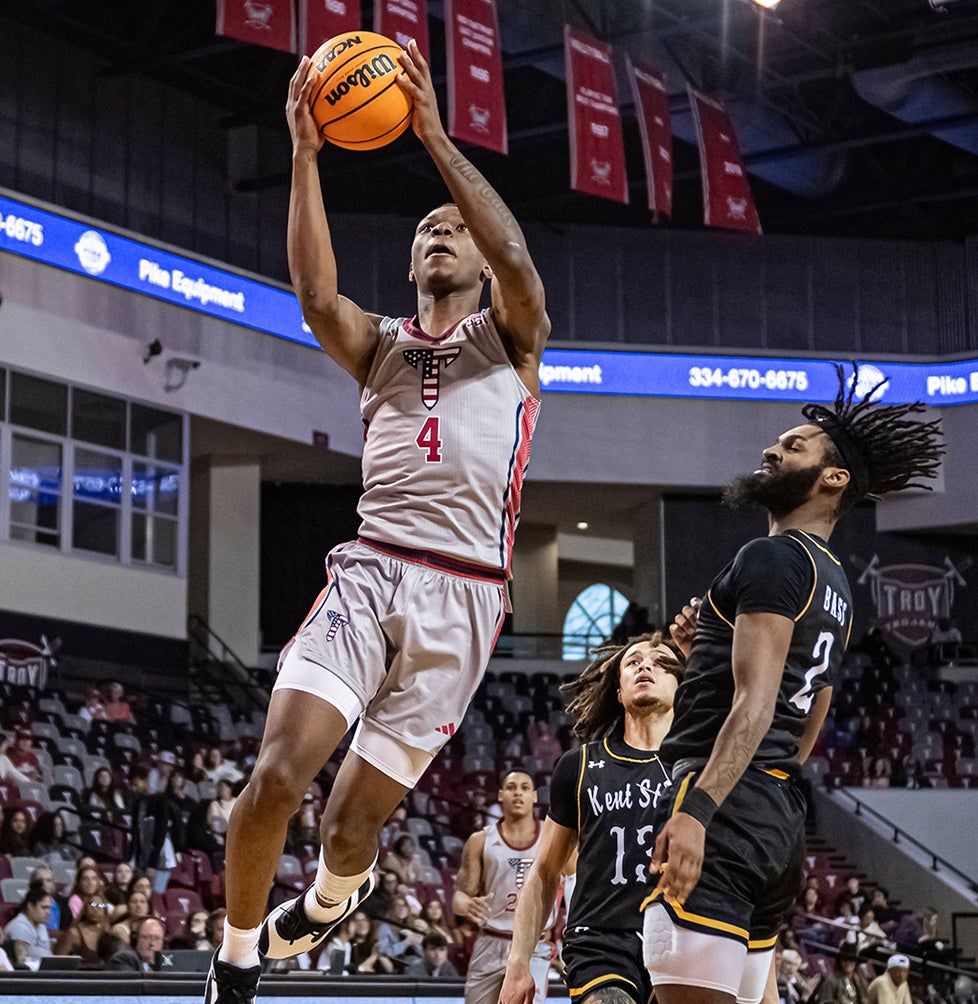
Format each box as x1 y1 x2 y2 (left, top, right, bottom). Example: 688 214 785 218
6 0 978 240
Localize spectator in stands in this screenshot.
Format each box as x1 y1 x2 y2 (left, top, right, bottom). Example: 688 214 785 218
867 954 911 1004
0 943 12 972
102 682 135 724
421 899 458 945
105 862 133 908
816 944 868 1004
0 734 34 787
202 747 243 785
4 885 53 963
867 756 893 789
100 931 141 971
207 908 227 951
777 948 812 1004
54 895 111 968
78 688 107 723
834 898 861 934
369 870 401 920
324 912 394 974
28 866 70 932
134 916 165 970
127 874 154 906
405 933 458 978
31 810 78 863
165 769 196 823
83 766 126 813
869 888 897 928
381 834 420 886
6 727 41 780
170 910 213 951
889 756 909 790
610 602 653 645
68 865 106 918
285 791 318 857
915 906 947 960
109 888 151 942
184 750 207 784
376 895 425 963
839 876 868 916
208 779 238 836
0 807 32 855
791 887 830 945
855 907 892 956
527 719 562 770
148 751 178 794
130 764 185 893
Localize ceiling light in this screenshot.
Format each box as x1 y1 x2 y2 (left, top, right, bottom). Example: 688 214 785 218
752 0 782 8
576 521 589 530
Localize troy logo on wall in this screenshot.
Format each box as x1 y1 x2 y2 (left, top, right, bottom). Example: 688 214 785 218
0 638 57 689
856 555 969 646
404 347 461 409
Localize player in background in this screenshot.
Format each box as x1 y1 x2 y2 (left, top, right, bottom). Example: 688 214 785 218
499 627 689 1004
455 771 561 1004
205 41 550 1004
642 370 944 1004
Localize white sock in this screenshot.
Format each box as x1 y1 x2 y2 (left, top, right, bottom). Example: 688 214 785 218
303 848 377 922
218 920 260 968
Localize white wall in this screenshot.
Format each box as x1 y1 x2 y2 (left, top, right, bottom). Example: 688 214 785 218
0 540 186 638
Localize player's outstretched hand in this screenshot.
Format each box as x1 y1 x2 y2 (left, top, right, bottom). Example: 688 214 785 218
649 813 705 906
465 893 492 926
670 596 702 660
287 55 324 154
397 39 446 146
499 961 538 1004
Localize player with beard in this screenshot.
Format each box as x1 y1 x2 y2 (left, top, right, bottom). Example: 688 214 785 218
499 630 687 1004
642 369 943 1004
206 42 550 1004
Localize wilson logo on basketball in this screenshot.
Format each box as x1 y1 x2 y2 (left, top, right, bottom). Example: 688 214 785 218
323 54 399 108
316 35 363 72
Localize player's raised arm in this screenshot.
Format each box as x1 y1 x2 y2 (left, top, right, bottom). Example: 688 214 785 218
652 611 791 904
500 819 577 1004
287 56 381 384
452 831 491 925
397 41 550 369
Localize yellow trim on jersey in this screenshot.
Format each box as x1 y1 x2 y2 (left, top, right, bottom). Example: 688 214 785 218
576 744 587 833
639 889 750 942
763 768 790 780
707 588 735 630
569 974 639 997
782 533 819 622
671 772 694 816
845 613 854 650
603 736 657 764
797 529 842 566
748 934 779 951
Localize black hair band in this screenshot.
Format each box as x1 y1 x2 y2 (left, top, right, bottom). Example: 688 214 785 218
677 786 718 829
810 413 871 500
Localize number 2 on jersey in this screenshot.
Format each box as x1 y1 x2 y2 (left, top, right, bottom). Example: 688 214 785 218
790 630 834 714
416 416 443 463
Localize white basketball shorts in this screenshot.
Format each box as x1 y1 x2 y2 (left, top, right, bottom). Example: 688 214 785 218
274 537 506 787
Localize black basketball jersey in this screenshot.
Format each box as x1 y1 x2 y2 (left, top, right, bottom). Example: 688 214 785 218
548 734 672 930
661 529 853 774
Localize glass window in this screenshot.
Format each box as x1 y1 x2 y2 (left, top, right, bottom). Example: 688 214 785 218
72 448 122 557
0 367 6 420
131 405 182 463
562 584 631 660
10 373 68 435
132 462 180 517
72 389 126 450
132 513 177 568
9 435 62 547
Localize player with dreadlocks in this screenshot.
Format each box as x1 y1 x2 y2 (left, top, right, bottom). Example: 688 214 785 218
641 367 944 1004
499 624 690 1004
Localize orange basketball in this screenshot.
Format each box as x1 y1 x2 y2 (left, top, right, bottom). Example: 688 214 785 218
308 31 413 151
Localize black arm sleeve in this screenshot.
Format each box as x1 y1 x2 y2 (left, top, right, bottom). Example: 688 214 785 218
731 537 814 620
546 747 582 832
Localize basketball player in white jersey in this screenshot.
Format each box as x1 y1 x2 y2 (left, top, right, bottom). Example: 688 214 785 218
455 770 563 1004
206 42 550 1004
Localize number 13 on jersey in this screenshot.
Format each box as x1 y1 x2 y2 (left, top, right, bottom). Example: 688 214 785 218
416 416 443 463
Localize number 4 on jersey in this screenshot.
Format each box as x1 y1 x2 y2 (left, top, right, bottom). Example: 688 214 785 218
416 416 443 463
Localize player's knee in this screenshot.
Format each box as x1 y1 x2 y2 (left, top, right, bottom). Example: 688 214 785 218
248 758 305 816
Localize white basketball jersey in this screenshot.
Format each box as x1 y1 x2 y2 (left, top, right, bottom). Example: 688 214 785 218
357 309 539 573
481 821 556 935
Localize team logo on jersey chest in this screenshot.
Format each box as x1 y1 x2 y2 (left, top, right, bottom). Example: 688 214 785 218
508 857 534 889
403 347 461 410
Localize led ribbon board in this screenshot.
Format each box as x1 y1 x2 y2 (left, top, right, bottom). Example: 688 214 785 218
3 191 978 406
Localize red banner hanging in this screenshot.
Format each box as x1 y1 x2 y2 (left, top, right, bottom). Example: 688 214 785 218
564 26 628 204
374 0 429 59
297 0 362 57
627 57 673 221
445 0 507 154
688 87 761 234
216 0 296 53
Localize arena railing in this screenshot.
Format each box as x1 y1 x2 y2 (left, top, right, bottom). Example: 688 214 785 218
834 789 978 895
188 613 271 711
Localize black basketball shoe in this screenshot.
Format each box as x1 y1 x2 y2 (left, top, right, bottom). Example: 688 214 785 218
203 954 260 1004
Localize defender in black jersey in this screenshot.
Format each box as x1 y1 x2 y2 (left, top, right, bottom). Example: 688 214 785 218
643 370 944 1004
499 629 686 1004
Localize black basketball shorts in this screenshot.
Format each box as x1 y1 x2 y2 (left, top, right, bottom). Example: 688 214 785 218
641 765 807 951
563 926 652 1004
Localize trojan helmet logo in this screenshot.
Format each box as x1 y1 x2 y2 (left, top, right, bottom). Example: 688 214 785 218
469 105 491 133
243 0 274 29
0 637 58 689
590 159 612 185
856 555 970 647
